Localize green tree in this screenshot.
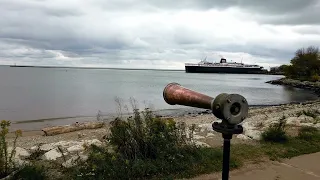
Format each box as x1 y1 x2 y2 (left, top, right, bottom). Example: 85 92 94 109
284 46 320 80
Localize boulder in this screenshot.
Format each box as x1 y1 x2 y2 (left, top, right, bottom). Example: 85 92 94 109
62 155 88 168
53 141 81 148
198 123 214 132
42 148 68 161
286 117 300 126
83 139 102 147
7 147 30 159
206 133 215 137
67 145 85 153
298 115 315 123
236 134 251 140
194 141 210 147
30 139 103 157
39 144 55 151
193 135 205 140
244 129 262 140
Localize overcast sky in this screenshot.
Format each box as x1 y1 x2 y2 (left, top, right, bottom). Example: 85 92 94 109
1 0 320 69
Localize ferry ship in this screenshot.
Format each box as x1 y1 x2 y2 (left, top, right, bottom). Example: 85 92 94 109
185 57 264 74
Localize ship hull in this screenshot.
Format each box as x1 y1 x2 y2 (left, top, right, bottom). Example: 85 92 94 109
185 66 264 74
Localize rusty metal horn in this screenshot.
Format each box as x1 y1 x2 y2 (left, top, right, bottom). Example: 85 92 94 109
163 82 214 110
163 82 249 125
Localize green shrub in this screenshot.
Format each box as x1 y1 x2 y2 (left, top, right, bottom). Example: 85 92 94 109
311 74 320 82
261 116 288 143
67 108 238 179
0 120 22 179
12 164 46 180
298 126 320 141
107 108 192 160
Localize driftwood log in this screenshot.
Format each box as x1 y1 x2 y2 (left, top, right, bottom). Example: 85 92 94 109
42 121 105 136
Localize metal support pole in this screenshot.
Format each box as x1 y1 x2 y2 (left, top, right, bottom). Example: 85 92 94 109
222 134 232 180
212 123 242 180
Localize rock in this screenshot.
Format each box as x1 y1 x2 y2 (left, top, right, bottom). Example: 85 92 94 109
266 78 320 96
286 117 300 126
202 110 211 114
298 115 315 123
7 147 29 166
31 141 84 153
313 124 320 128
241 121 255 130
78 132 85 138
53 141 80 148
30 146 38 152
300 123 315 127
7 147 30 159
236 134 251 140
244 129 262 140
67 145 85 153
62 155 88 168
206 133 215 137
13 158 28 167
194 141 210 147
39 144 55 151
83 139 102 147
42 148 67 161
198 123 214 132
193 135 205 140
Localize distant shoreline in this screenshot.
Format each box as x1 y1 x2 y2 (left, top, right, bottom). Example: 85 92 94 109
7 65 184 71
5 65 279 74
266 78 320 96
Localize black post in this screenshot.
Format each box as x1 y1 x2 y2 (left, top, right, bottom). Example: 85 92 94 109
222 134 232 180
212 123 243 180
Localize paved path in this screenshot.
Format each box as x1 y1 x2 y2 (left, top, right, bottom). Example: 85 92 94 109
190 152 320 180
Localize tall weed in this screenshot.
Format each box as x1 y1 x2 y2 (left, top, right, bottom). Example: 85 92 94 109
0 120 22 178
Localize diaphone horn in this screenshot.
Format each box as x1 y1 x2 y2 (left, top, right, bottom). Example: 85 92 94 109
163 83 249 125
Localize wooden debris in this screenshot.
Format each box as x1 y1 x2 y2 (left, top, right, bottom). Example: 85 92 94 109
42 121 104 136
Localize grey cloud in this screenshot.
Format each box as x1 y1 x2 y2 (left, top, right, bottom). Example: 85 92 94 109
96 0 317 14
173 28 205 45
1 0 84 17
293 26 320 35
0 0 320 68
258 5 320 25
93 0 320 26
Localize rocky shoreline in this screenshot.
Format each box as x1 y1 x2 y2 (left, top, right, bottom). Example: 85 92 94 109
5 100 320 171
266 78 320 96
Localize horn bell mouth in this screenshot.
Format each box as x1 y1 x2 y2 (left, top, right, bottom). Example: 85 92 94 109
163 82 181 105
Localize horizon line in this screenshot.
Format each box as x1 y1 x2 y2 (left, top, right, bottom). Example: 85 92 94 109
3 64 185 71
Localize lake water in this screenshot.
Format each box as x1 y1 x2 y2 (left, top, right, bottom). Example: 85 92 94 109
0 66 318 123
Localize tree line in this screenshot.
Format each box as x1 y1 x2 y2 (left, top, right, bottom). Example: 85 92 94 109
272 46 320 82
